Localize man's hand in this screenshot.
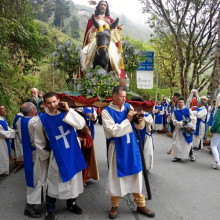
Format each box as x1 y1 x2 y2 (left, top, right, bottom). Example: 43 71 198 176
59 102 69 112
86 112 95 120
186 127 191 131
138 115 144 123
86 112 93 117
137 110 144 123
127 110 137 122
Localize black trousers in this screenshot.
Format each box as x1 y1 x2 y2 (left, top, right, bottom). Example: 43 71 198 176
46 195 76 211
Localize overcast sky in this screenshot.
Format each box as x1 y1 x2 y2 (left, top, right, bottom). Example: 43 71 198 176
71 0 147 25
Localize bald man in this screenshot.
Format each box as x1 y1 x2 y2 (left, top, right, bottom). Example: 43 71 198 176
16 102 47 218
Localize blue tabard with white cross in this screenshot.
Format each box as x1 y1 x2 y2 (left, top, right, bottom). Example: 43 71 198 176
154 105 163 124
105 103 142 177
208 106 215 127
174 108 193 144
0 117 11 156
21 117 35 188
40 112 87 183
194 107 206 136
83 107 95 139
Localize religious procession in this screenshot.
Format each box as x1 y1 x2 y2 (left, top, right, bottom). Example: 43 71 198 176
1 0 220 220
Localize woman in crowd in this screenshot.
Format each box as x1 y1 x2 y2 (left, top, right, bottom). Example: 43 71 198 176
210 94 220 169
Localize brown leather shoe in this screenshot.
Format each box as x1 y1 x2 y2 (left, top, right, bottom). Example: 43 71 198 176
109 207 118 219
137 206 155 218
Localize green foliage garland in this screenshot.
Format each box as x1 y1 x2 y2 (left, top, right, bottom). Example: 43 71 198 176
73 67 119 100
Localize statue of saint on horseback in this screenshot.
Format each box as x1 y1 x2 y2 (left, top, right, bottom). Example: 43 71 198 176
80 0 125 79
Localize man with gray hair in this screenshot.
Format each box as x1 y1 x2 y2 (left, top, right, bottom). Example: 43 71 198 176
101 86 155 219
29 88 41 111
30 88 39 104
16 102 46 218
192 100 208 151
186 89 200 110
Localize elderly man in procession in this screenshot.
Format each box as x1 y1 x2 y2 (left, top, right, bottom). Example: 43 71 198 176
186 89 200 110
101 86 155 219
171 98 197 162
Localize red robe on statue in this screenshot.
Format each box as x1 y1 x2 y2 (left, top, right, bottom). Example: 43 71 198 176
83 15 114 47
81 15 125 78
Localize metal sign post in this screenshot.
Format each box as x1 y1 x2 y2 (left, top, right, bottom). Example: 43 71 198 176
155 59 159 102
136 51 154 89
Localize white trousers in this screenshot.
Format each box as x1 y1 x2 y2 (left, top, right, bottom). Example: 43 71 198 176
211 133 220 162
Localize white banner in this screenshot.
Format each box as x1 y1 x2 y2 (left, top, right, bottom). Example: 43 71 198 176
136 71 154 89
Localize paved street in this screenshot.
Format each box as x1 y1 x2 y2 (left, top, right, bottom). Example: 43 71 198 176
0 124 220 220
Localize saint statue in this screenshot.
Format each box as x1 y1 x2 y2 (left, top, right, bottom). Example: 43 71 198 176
80 0 125 78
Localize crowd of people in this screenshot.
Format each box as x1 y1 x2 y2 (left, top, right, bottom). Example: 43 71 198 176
151 89 220 166
1 86 220 219
1 0 220 219
0 86 156 220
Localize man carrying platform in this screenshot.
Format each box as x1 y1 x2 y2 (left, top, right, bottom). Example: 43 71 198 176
101 86 155 219
34 92 87 220
17 102 45 218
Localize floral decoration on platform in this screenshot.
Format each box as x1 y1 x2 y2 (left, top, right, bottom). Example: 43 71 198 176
72 67 119 100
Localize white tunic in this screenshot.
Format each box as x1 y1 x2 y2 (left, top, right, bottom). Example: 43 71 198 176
17 116 48 204
35 108 85 200
193 106 208 149
152 105 164 131
172 109 196 158
143 114 154 170
101 102 144 197
14 113 24 161
0 116 15 175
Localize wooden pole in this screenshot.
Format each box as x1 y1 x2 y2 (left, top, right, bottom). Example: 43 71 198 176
135 128 152 200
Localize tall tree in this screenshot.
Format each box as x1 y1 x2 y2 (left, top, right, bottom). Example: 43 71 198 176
63 15 80 39
150 36 178 96
207 12 220 100
54 0 70 30
139 0 219 98
0 0 53 122
33 0 56 22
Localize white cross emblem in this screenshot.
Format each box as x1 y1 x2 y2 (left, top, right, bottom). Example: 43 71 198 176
126 134 131 144
87 118 91 126
55 126 71 149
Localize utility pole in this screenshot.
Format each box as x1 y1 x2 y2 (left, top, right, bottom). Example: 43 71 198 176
155 59 159 102
52 63 55 92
